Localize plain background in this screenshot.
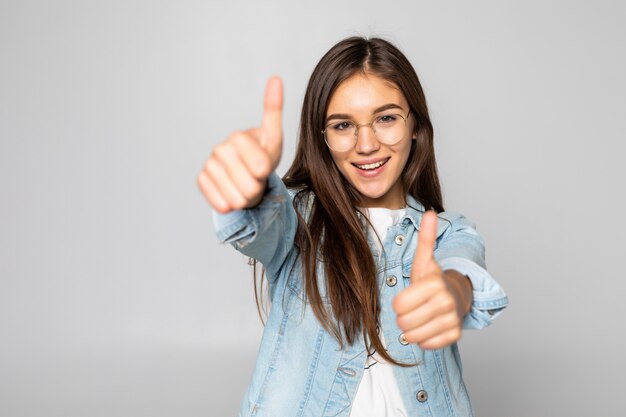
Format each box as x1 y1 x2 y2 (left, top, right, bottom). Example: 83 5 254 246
1 0 625 416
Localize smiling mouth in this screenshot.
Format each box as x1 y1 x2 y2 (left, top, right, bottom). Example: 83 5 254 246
352 158 390 171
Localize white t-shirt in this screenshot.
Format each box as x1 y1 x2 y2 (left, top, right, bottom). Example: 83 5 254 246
349 207 409 417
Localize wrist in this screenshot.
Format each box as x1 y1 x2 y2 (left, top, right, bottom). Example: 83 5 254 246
443 269 473 317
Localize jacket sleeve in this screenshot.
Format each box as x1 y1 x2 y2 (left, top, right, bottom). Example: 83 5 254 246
434 212 509 330
212 172 297 278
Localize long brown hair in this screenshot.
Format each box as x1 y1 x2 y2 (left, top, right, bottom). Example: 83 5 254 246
277 37 443 365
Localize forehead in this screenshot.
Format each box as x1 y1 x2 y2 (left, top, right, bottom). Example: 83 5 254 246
326 73 407 115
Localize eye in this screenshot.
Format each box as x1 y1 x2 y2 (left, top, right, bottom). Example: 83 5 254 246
376 114 398 124
331 121 354 131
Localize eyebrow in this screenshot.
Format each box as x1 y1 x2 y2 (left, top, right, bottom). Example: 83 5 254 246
326 103 405 123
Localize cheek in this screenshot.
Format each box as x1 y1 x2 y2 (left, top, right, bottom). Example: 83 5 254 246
329 151 350 172
395 143 414 171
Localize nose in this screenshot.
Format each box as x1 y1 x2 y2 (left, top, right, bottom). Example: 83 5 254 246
354 124 380 154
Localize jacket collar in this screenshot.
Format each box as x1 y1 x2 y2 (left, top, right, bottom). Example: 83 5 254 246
402 195 449 240
402 194 426 229
355 195 447 239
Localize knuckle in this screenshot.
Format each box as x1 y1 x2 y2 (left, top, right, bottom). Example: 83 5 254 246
204 157 219 174
445 312 460 328
222 196 241 211
228 130 245 141
231 131 251 146
228 201 244 212
203 158 212 173
214 201 231 214
392 294 405 313
205 191 228 213
254 153 272 176
208 146 219 162
253 157 272 175
396 316 408 331
450 327 462 341
197 173 212 196
210 197 225 212
240 183 261 201
248 127 262 138
210 144 221 158
431 276 446 290
229 191 247 208
213 142 231 159
236 191 250 208
439 296 455 312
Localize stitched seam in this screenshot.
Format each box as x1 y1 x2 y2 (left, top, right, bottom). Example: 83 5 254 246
297 327 326 417
434 349 457 417
249 299 292 416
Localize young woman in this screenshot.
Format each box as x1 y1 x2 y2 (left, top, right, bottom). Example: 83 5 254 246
197 37 508 417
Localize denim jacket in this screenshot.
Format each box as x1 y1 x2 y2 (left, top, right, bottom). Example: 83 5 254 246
213 173 508 417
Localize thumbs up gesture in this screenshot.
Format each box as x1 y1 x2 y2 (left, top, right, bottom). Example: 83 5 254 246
197 76 284 213
392 211 474 350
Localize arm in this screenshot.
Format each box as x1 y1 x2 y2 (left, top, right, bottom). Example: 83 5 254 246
212 172 297 277
197 77 293 276
394 211 508 350
436 211 508 329
442 269 473 321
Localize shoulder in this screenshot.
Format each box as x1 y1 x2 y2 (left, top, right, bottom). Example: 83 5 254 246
405 196 476 239
437 211 478 234
285 184 315 219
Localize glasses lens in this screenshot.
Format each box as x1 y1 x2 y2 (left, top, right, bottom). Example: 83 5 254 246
324 121 357 152
324 113 407 151
373 113 405 145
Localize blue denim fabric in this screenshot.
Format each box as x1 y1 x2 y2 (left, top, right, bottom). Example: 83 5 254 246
214 173 508 417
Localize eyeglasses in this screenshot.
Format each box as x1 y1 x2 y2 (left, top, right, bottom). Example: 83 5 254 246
322 110 411 152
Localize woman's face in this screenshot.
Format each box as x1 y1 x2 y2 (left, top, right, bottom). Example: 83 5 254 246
325 73 415 209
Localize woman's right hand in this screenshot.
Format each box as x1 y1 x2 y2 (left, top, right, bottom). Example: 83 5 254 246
197 76 284 214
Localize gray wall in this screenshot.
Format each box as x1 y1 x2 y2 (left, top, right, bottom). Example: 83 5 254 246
1 1 625 416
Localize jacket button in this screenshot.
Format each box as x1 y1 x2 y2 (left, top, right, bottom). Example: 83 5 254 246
394 234 405 245
416 390 428 402
386 275 397 287
399 333 409 345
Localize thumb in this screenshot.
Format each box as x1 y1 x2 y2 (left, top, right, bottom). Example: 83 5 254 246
261 76 283 163
411 211 438 281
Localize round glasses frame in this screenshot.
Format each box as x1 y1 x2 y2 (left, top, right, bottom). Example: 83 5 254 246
322 110 411 152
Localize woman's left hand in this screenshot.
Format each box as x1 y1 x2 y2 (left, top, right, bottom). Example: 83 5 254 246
392 211 473 350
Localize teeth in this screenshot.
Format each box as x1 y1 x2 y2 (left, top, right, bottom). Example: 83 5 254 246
356 159 387 170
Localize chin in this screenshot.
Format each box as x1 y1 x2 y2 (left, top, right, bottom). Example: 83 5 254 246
355 187 391 203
